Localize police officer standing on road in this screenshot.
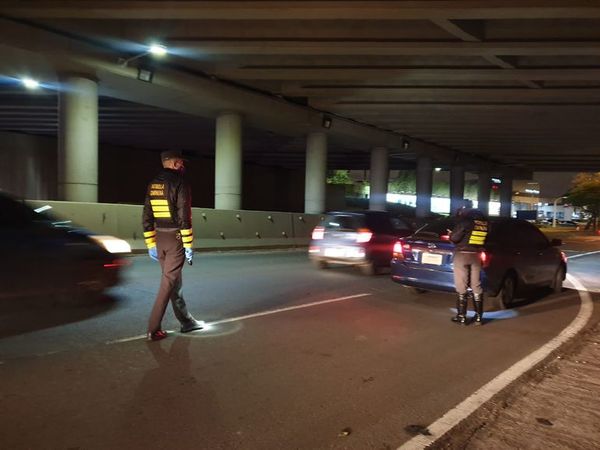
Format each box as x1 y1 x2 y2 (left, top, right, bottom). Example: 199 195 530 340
142 150 204 341
449 201 489 325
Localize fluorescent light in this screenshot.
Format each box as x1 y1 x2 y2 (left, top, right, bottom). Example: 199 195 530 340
148 43 167 56
22 77 40 89
90 235 132 254
435 167 442 172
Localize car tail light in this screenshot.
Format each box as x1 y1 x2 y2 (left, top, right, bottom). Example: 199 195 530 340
104 258 129 269
393 240 411 260
356 228 373 243
480 251 490 268
440 234 450 241
312 226 325 240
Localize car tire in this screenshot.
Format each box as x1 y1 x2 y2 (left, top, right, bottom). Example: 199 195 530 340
410 287 428 295
551 265 565 294
360 261 376 276
313 259 329 270
493 273 517 310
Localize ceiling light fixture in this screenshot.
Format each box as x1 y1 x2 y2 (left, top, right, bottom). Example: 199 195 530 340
21 77 40 89
119 43 168 67
322 116 332 129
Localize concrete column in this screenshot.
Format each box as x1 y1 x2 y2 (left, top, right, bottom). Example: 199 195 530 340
416 155 433 219
500 173 513 217
304 132 327 214
58 76 98 202
449 164 465 216
215 112 242 210
477 170 491 216
369 146 389 211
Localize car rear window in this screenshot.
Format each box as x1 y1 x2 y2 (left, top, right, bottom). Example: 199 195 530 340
413 218 456 239
323 215 363 231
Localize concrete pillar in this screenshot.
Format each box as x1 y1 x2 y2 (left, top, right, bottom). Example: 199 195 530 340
477 170 491 216
416 155 433 219
215 112 242 210
58 76 98 202
449 164 465 216
369 146 389 211
500 173 513 217
304 132 327 214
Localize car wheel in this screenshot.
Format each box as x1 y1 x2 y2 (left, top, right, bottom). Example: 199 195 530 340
494 274 516 310
410 287 428 295
360 261 376 276
551 265 565 294
313 259 329 270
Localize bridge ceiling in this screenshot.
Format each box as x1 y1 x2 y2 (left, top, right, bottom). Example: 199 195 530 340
2 1 600 171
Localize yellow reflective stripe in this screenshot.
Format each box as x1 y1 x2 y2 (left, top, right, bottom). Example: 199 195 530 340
146 241 157 249
143 231 156 238
471 231 487 237
182 236 194 243
151 206 171 212
154 212 172 218
180 229 193 236
469 238 485 244
145 237 156 245
150 199 168 206
183 242 193 248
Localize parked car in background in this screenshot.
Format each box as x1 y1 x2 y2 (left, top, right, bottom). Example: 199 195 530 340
391 217 566 308
309 211 413 275
0 192 129 301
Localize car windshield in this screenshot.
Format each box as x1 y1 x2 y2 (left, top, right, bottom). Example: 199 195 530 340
413 218 457 239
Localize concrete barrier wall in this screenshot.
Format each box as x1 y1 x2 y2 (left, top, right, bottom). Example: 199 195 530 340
26 200 324 251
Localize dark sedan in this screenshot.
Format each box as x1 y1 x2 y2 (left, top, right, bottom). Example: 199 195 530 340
309 210 413 275
391 217 566 308
0 192 128 302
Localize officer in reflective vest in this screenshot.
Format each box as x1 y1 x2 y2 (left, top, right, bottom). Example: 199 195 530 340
449 205 489 325
142 149 204 341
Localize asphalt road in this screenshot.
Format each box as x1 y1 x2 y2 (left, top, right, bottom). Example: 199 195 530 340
1 243 599 449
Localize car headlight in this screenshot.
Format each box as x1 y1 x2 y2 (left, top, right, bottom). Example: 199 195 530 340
90 235 132 254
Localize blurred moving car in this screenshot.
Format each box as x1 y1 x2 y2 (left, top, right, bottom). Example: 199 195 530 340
391 217 566 308
309 210 413 275
0 192 130 300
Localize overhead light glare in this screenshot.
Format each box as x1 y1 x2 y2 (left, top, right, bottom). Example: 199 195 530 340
22 77 40 89
435 167 442 172
149 43 168 57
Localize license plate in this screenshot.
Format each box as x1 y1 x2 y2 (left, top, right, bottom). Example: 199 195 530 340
324 247 345 257
421 252 443 265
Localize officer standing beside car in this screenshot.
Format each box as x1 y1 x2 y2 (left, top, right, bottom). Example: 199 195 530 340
142 150 204 341
449 202 489 325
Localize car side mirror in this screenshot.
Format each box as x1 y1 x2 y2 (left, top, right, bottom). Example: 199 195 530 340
551 238 562 247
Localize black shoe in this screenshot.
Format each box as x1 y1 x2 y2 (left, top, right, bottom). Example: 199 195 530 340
180 319 205 333
147 330 168 341
473 315 483 326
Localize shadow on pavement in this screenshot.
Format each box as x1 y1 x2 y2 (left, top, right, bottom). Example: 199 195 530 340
0 291 120 339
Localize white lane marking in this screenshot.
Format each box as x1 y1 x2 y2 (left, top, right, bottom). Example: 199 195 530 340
399 274 594 450
106 293 372 345
566 250 600 259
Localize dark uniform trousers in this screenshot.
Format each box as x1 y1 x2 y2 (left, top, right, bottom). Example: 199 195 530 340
453 251 483 295
147 230 193 333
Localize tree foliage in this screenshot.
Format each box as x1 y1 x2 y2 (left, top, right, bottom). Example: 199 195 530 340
565 172 600 229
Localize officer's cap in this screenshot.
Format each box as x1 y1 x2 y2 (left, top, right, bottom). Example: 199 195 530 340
160 149 187 161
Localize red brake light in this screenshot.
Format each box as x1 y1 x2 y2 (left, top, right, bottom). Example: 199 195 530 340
312 226 325 240
104 258 128 269
356 228 373 243
440 234 450 241
393 240 411 259
480 251 489 267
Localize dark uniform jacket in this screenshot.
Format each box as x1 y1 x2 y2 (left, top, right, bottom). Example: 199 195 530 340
450 209 488 252
142 168 193 249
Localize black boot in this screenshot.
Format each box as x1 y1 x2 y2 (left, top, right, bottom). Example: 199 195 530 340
451 294 468 325
473 294 484 325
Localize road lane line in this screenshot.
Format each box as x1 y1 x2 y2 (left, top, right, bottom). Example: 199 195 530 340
398 274 593 450
565 250 600 259
106 293 372 345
